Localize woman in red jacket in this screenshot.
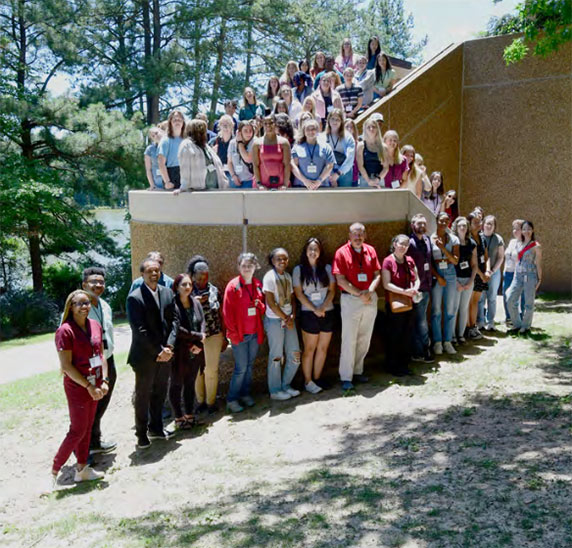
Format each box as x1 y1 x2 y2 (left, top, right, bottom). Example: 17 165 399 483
223 253 266 413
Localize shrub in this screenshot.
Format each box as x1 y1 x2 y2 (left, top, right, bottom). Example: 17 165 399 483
43 262 82 308
0 290 60 339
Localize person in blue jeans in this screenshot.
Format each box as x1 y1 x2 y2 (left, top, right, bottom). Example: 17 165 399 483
477 215 505 331
503 219 525 324
407 214 434 363
263 248 301 401
223 253 266 413
430 212 460 355
507 221 542 335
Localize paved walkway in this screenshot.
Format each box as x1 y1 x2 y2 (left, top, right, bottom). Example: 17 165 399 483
0 326 132 385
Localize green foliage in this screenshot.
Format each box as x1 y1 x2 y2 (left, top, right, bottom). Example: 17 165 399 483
487 0 572 64
0 290 59 339
104 243 133 316
43 262 82 308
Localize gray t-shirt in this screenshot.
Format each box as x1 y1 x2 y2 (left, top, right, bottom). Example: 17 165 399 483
292 264 335 312
484 233 505 270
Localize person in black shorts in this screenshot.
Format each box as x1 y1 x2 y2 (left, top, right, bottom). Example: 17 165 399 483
292 238 337 394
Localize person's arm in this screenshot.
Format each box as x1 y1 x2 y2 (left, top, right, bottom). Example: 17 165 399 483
414 176 422 199
58 350 104 401
356 142 380 188
158 154 173 190
144 154 156 190
381 269 416 297
338 136 355 177
535 244 542 290
411 265 420 292
316 162 334 190
293 284 316 313
281 139 291 189
264 291 289 321
290 157 313 190
468 247 478 286
323 278 336 309
349 95 362 118
227 142 241 187
222 284 239 345
492 242 505 274
252 141 263 190
335 273 360 296
127 294 164 359
435 236 459 265
237 140 253 163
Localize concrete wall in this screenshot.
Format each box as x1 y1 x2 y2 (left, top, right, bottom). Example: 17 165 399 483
357 35 572 292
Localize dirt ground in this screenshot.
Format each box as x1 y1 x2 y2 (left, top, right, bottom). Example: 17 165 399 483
0 298 571 547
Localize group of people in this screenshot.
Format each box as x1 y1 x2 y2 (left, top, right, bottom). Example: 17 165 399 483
52 209 542 485
142 38 423 194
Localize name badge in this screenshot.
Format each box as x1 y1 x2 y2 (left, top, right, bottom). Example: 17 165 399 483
480 255 485 263
155 169 161 178
89 355 103 368
86 375 96 386
296 146 307 158
310 292 322 303
357 273 368 282
307 163 318 174
207 164 216 172
345 104 352 112
438 260 448 270
424 263 430 271
247 307 256 316
391 180 400 189
460 261 469 270
327 105 333 113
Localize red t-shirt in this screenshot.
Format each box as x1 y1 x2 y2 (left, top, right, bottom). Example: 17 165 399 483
55 319 104 385
332 242 381 292
382 254 416 301
223 276 266 345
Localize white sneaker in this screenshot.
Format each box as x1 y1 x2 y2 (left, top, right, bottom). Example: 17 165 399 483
305 381 323 395
433 342 443 355
270 391 292 401
74 465 104 482
284 387 301 397
458 336 466 343
443 341 457 355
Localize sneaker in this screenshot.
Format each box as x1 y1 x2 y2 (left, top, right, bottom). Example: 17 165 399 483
519 328 531 336
458 336 466 344
411 355 424 362
341 381 354 391
433 342 443 355
137 435 151 449
473 327 484 340
90 440 117 455
305 381 323 394
270 391 291 401
508 328 520 336
284 387 301 397
226 400 244 414
50 472 58 491
148 429 172 440
423 349 435 363
239 396 255 408
443 341 457 355
451 336 458 345
484 324 497 332
353 374 369 384
74 465 104 482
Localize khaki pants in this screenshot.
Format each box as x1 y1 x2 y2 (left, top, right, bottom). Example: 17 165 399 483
195 332 223 405
339 293 378 382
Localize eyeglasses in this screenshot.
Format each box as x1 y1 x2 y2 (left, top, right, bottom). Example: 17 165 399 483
72 301 90 308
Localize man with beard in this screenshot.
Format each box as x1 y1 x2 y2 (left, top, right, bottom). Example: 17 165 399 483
407 214 434 363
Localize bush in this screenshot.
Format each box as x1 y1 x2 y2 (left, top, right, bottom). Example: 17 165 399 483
0 290 60 339
43 262 82 308
105 243 132 316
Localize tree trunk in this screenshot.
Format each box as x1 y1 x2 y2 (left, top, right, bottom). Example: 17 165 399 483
244 0 254 86
190 13 201 116
28 224 43 292
209 19 226 118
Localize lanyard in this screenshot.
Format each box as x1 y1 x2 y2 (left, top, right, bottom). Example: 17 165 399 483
351 246 365 272
243 281 256 304
75 320 98 357
329 135 340 151
306 142 318 162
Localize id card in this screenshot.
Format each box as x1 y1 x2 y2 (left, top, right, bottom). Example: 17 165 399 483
345 104 352 112
247 307 256 316
357 273 368 282
89 355 103 368
480 255 485 263
438 260 448 270
391 180 400 189
310 292 322 303
424 263 430 271
307 163 318 174
327 105 333 113
460 261 469 270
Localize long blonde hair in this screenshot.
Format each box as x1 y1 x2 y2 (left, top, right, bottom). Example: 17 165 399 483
402 144 420 183
280 60 297 84
363 117 384 162
61 290 91 325
383 130 404 165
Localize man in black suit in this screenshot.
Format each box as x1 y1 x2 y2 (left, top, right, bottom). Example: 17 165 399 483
127 258 174 448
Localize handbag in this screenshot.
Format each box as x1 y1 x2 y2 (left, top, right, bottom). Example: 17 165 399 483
388 258 412 313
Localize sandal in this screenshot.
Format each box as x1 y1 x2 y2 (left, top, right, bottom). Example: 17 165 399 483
184 414 205 427
174 417 191 430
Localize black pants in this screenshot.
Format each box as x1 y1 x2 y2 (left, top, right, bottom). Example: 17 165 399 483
133 360 172 438
90 355 117 447
384 305 414 374
167 166 181 189
168 358 201 418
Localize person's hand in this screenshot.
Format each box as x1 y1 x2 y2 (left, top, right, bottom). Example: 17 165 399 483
165 181 174 190
482 272 491 282
403 288 417 298
434 236 445 250
313 305 326 318
285 315 294 330
456 281 464 292
536 280 541 292
148 185 156 191
201 332 207 342
87 385 104 401
157 347 173 362
221 337 229 352
100 382 109 396
311 180 322 190
232 174 242 187
190 345 202 355
173 189 181 196
199 294 208 304
359 290 372 304
369 177 381 188
437 276 446 287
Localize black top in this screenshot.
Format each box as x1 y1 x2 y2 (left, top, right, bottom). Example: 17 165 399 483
456 237 476 278
363 143 382 177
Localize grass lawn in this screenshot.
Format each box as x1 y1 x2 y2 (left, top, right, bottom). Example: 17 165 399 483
0 297 570 548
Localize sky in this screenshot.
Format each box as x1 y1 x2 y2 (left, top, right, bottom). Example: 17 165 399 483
405 0 520 61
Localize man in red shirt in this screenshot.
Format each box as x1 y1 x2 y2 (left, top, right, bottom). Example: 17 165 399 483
332 222 381 390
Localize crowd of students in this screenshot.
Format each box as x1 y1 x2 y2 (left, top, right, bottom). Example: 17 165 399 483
51 211 542 486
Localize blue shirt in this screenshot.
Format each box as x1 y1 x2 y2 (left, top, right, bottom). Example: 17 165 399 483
144 144 163 187
158 136 183 167
292 141 335 187
325 133 355 176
